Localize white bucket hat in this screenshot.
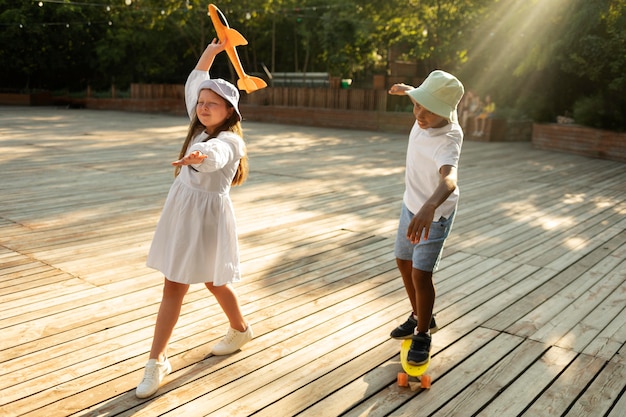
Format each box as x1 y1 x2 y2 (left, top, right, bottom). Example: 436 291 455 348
407 70 464 123
197 78 242 121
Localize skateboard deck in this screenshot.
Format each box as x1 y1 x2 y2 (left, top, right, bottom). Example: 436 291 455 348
398 338 432 389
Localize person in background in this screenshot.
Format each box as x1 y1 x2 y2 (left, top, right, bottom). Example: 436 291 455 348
474 94 495 136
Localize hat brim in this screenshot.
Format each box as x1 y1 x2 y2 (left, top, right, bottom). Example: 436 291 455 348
407 88 457 123
197 79 242 121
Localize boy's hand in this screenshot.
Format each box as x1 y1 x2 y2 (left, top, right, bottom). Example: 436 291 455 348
407 205 436 244
171 150 207 166
406 166 457 243
388 83 414 96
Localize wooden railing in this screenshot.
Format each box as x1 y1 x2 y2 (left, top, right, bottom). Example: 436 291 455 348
129 83 391 112
241 86 389 112
130 83 184 100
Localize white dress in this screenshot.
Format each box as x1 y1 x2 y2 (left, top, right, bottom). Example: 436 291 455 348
146 70 245 285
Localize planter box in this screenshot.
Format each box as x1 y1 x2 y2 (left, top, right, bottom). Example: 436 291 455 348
0 92 53 106
465 119 532 142
466 118 507 141
532 123 626 163
240 105 414 134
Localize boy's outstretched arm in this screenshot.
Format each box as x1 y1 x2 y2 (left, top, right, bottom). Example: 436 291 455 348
388 83 415 96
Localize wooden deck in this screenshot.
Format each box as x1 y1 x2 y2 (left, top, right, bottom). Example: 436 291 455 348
0 106 624 417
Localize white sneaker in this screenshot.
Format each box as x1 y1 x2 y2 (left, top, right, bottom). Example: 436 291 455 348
211 325 253 355
135 357 172 398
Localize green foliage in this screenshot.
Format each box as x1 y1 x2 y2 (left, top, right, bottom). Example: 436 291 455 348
0 0 624 130
457 0 626 130
573 94 625 131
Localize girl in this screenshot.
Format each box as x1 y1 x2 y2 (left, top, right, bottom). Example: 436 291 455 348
136 40 252 399
474 94 495 136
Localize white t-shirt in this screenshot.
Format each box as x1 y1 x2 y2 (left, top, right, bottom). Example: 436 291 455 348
403 121 463 220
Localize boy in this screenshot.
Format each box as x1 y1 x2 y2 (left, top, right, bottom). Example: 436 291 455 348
388 70 464 365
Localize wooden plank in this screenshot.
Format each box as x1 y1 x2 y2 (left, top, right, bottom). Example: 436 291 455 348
473 346 577 417
0 276 96 313
7 242 401 413
340 331 527 417
483 235 622 334
565 360 626 417
0 233 391 362
508 236 625 340
201 306 410 417
68 277 408 417
454 190 625 266
607 388 626 417
390 332 528 417
522 354 606 417
507 204 625 268
1 108 625 416
443 265 556 337
553 260 625 355
0 268 69 296
469 193 624 262
582 302 626 361
251 337 404 417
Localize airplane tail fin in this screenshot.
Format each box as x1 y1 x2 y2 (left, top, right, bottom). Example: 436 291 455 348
238 76 267 93
225 28 248 47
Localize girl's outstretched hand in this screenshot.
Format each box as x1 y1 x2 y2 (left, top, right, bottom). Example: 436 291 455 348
171 150 207 166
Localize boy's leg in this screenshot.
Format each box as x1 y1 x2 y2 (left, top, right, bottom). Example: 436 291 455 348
392 203 441 339
405 212 453 364
406 267 435 365
392 259 438 339
396 258 417 314
412 268 435 334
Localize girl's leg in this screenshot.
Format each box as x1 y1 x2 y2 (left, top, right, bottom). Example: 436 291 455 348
477 116 485 133
149 278 190 361
205 282 247 331
207 282 252 355
412 268 435 334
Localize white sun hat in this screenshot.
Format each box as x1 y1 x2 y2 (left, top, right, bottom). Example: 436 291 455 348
197 78 242 121
407 70 464 123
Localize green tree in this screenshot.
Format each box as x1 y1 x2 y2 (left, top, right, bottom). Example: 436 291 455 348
1 0 624 129
458 0 626 129
0 0 105 90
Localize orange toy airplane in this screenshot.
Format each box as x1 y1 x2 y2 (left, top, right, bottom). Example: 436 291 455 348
208 4 267 93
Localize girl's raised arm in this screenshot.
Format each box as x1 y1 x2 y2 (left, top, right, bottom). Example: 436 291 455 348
195 38 226 71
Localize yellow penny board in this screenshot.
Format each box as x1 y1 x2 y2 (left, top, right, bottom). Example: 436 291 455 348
398 338 432 389
400 338 430 376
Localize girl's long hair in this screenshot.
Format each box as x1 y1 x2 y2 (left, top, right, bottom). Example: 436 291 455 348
174 103 248 186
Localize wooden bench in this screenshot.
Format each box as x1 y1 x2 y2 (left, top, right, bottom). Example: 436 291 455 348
269 72 330 88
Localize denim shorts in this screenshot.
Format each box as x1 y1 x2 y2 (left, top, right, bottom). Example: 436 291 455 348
394 203 456 272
